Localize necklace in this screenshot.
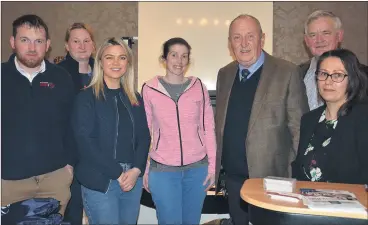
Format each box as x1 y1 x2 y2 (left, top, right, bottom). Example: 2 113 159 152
163 77 187 98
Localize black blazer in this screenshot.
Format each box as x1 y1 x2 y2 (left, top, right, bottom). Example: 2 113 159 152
292 102 368 184
57 53 94 93
72 86 151 193
58 54 95 167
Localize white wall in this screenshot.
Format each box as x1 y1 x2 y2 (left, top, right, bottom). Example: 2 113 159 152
138 2 273 90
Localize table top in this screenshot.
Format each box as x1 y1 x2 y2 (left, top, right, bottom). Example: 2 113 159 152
241 178 368 220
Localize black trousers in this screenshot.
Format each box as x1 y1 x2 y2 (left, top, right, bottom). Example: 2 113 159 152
63 176 83 225
225 175 249 225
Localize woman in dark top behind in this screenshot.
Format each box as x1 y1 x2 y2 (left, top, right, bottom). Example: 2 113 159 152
292 49 368 185
58 22 95 93
57 22 95 225
71 37 151 225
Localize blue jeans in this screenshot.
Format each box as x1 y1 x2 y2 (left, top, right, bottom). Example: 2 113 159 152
149 165 208 225
81 178 143 225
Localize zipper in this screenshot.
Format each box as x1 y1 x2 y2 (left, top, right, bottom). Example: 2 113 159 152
104 179 112 194
146 83 198 166
175 102 184 165
119 94 135 150
113 96 119 159
155 129 161 151
106 94 131 194
197 126 203 146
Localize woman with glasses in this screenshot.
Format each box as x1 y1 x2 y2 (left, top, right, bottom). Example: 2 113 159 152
292 49 368 185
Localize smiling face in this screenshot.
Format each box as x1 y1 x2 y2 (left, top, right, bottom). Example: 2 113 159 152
317 56 348 106
164 44 189 77
229 16 265 68
10 25 50 70
65 28 94 62
101 45 128 87
305 17 343 57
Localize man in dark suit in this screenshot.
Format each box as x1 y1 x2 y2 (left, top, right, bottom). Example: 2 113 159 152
215 14 309 225
300 10 368 110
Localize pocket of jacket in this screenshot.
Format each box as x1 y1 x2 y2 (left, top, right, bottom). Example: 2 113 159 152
197 127 204 146
155 129 161 151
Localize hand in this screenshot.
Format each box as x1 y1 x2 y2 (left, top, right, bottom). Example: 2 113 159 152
143 173 150 193
65 164 73 176
203 173 215 192
118 168 141 192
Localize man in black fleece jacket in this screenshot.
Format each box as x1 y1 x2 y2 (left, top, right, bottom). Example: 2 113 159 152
1 14 75 215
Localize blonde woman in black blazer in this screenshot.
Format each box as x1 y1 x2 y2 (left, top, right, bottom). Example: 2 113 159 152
292 49 368 185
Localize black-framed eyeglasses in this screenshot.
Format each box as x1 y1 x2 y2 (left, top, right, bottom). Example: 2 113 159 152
315 70 348 83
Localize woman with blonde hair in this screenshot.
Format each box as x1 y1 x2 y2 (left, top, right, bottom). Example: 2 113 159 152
58 22 95 92
58 22 96 225
71 37 151 224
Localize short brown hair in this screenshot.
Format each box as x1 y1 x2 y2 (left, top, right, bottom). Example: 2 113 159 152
13 14 50 39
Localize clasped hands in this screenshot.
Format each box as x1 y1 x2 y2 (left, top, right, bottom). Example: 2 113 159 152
117 168 141 192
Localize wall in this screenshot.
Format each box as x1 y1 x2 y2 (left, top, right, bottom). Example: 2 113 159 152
3 1 366 82
138 2 273 90
1 2 138 60
273 1 368 65
1 2 138 85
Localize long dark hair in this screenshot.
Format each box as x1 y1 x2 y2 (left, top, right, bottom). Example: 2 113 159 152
316 49 368 117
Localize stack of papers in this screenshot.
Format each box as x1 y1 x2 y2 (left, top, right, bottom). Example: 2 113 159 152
267 191 302 203
263 176 296 193
300 188 367 214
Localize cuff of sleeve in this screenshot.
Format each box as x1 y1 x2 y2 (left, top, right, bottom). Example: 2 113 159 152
208 165 216 175
111 164 124 180
134 163 146 177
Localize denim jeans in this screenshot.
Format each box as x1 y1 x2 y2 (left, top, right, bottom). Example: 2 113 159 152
149 165 208 225
81 177 143 225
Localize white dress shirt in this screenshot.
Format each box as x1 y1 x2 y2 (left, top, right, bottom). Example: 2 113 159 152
304 57 324 110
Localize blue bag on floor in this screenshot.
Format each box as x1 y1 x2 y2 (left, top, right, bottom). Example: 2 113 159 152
1 198 69 225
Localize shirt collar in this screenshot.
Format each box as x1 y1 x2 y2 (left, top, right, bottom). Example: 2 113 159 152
238 50 265 77
14 56 46 76
309 57 318 70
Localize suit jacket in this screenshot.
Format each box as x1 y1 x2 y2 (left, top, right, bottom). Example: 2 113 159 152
215 52 309 184
299 60 311 79
292 103 368 184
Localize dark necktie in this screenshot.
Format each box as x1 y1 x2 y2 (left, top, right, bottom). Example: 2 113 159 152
240 69 250 82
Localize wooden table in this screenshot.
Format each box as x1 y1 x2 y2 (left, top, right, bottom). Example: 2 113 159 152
241 178 368 225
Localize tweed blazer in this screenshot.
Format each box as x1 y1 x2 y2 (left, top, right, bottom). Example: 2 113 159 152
215 51 309 184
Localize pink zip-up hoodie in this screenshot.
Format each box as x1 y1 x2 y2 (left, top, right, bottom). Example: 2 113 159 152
142 76 216 175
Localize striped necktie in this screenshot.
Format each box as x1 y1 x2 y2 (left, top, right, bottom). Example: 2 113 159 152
240 69 250 82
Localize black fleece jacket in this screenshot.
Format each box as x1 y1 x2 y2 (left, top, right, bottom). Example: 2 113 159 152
1 54 75 180
57 53 94 93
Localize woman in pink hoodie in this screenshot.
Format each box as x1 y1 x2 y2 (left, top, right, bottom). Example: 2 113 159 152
141 37 216 224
